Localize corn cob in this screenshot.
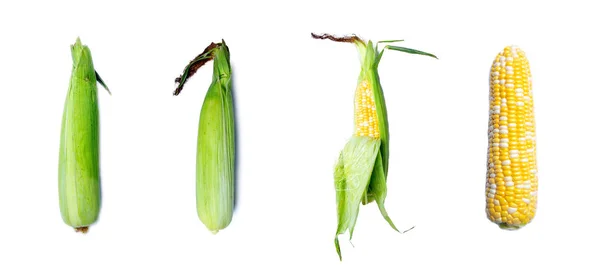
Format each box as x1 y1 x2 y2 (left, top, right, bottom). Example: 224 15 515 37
486 45 537 229
312 33 437 260
59 37 110 233
174 40 235 234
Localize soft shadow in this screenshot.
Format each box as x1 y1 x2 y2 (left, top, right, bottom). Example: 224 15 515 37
230 62 240 213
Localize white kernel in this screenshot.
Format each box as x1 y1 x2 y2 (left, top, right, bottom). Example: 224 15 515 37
516 184 524 189
499 129 508 134
494 199 500 205
507 70 514 75
525 122 533 126
493 128 499 134
506 57 513 62
515 88 523 93
519 137 526 141
508 123 517 127
530 169 537 174
500 143 509 148
501 98 507 103
516 92 523 97
531 191 538 196
524 96 531 100
487 193 495 198
493 105 500 110
505 177 512 181
521 158 529 163
492 71 500 77
496 218 502 223
490 173 496 178
491 184 497 189
500 116 508 121
500 79 506 85
505 65 513 71
494 79 500 84
500 138 509 143
500 56 506 62
516 101 524 106
508 207 518 214
489 188 496 194
506 83 514 88
492 143 499 147
502 160 511 166
522 198 530 204
506 181 514 187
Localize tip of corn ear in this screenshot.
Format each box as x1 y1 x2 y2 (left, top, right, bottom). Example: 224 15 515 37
74 227 89 234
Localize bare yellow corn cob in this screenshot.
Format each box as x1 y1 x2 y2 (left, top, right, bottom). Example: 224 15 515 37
354 80 379 138
486 45 538 229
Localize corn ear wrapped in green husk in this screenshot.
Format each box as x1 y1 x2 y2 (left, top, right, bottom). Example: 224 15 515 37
174 41 235 234
58 37 110 233
312 33 437 260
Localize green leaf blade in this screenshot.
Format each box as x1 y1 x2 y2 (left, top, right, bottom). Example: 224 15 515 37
385 45 438 59
377 39 404 44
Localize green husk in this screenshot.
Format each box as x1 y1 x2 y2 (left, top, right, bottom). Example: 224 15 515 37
58 37 109 233
312 33 437 260
174 41 235 234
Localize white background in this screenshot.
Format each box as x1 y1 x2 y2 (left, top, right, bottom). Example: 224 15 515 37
1 0 599 269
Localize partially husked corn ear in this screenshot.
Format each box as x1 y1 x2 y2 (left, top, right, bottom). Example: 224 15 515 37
59 37 110 233
312 33 437 260
486 45 537 229
174 40 234 234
